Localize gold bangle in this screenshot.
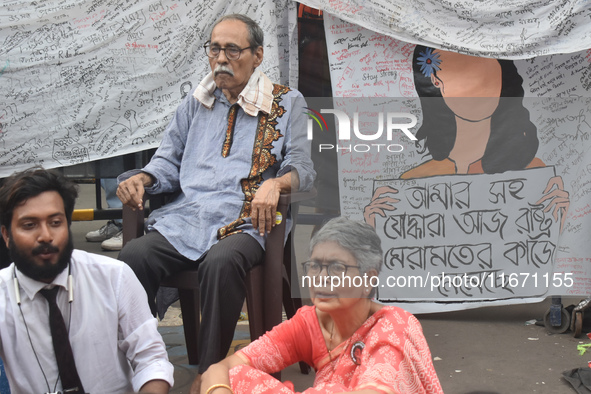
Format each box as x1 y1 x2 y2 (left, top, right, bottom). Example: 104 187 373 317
206 383 234 394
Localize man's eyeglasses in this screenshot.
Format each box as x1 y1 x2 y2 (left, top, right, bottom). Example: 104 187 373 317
204 41 253 61
301 260 360 277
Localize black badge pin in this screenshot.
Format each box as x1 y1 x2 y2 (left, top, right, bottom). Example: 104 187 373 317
350 341 365 365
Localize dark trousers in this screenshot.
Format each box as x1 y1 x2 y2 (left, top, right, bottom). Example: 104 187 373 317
118 231 264 373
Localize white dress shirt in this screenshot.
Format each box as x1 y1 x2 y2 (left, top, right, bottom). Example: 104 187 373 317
0 249 174 393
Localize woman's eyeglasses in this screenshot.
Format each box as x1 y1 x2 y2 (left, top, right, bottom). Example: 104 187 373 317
301 260 360 277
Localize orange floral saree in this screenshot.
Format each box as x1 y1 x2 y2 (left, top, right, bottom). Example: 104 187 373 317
231 305 443 394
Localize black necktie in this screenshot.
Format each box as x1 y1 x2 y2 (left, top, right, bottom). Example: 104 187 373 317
40 287 85 393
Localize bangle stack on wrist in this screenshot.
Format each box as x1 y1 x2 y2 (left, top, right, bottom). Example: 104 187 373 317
206 383 234 394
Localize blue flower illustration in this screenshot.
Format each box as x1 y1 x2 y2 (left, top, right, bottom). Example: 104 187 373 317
417 48 441 78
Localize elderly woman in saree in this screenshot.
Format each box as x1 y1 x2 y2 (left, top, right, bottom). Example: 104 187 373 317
196 217 443 394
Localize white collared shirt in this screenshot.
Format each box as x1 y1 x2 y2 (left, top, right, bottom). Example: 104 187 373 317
0 250 174 393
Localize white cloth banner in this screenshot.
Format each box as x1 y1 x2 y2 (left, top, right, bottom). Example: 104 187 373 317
0 0 298 177
299 0 591 59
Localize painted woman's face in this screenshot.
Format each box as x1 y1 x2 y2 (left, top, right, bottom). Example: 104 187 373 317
431 50 502 121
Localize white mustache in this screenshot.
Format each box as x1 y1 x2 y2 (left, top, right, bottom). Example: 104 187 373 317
214 65 234 77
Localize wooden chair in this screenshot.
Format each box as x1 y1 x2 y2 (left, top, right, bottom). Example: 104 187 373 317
122 189 315 375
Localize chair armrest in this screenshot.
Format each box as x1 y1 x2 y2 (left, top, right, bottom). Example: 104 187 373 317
276 188 317 214
263 187 317 330
121 191 171 247
122 203 145 247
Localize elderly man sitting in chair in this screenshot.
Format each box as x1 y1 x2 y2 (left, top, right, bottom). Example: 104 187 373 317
116 13 315 387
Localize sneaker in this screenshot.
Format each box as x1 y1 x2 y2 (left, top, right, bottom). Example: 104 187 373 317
101 230 123 251
85 220 122 242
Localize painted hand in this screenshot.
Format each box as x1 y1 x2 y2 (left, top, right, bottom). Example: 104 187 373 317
536 176 570 233
363 186 400 228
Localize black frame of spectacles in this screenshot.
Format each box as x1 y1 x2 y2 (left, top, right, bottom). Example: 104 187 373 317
203 41 254 60
301 260 360 276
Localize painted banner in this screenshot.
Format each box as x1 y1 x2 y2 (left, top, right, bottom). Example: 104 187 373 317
314 13 591 311
0 0 298 177
374 166 563 301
